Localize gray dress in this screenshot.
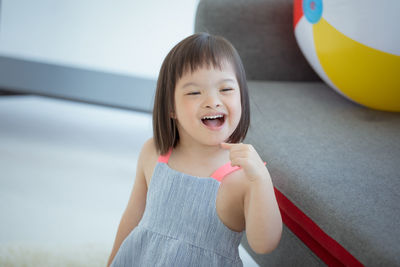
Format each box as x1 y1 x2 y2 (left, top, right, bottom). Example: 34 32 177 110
111 150 244 266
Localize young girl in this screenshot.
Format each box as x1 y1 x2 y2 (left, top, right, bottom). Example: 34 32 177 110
107 33 282 267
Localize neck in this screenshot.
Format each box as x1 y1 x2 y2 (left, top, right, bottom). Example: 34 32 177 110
174 140 228 162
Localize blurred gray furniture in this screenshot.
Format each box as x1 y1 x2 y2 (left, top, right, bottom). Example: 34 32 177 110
195 0 400 266
0 56 155 112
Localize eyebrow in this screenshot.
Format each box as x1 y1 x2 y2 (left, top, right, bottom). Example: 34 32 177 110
181 78 236 89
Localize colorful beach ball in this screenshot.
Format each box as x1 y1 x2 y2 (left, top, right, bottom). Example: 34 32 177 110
293 0 400 112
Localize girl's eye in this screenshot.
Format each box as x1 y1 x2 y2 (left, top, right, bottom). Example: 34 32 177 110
187 91 200 95
221 88 233 92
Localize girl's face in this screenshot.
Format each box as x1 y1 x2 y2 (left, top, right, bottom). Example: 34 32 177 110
173 62 242 147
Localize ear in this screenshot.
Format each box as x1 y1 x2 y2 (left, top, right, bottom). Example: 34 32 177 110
170 112 176 119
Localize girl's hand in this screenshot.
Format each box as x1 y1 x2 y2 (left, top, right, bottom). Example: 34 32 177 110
220 142 269 182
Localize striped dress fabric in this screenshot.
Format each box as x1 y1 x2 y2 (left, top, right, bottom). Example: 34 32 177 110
111 149 244 266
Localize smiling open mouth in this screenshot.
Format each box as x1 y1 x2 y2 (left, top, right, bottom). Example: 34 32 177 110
201 114 225 128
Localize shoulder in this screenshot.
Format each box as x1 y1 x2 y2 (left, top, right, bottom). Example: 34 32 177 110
217 168 250 230
139 138 158 161
222 166 261 203
137 138 159 185
220 168 249 208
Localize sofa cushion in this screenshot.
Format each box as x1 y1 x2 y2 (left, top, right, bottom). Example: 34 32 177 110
195 0 320 81
244 80 400 266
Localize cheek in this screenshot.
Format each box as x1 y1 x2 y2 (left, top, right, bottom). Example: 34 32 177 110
175 98 197 122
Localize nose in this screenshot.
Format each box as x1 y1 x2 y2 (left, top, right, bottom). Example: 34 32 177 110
206 103 221 108
204 93 222 109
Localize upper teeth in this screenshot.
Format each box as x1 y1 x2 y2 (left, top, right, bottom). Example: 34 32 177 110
202 114 223 120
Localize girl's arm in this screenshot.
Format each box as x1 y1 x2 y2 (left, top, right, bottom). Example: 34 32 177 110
243 170 282 254
220 143 282 254
107 140 152 266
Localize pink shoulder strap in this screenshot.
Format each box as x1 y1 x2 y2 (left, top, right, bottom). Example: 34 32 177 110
210 161 267 182
210 162 241 182
158 148 172 163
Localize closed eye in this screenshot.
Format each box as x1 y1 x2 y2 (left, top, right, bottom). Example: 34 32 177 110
187 91 200 95
220 88 233 92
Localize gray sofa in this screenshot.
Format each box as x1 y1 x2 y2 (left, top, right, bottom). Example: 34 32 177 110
195 0 400 266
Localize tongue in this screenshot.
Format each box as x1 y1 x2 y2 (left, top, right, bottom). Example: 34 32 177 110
203 118 222 127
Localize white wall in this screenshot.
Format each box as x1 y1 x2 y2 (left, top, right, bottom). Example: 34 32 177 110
0 0 199 79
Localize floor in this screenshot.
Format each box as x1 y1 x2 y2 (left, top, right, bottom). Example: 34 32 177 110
0 95 258 266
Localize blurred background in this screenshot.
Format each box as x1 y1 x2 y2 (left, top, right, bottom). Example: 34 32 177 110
0 0 258 266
